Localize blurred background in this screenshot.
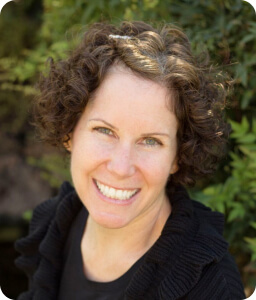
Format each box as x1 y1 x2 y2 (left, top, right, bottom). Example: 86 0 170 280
0 0 255 298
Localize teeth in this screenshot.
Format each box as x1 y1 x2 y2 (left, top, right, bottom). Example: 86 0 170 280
96 180 138 200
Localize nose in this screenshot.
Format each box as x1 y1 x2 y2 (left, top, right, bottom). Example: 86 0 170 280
107 142 136 178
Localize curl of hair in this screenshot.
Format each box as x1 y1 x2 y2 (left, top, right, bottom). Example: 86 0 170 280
33 21 231 186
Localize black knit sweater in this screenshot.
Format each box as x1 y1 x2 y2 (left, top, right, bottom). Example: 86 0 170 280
15 182 245 300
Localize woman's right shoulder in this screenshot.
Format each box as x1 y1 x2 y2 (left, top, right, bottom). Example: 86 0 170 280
14 181 82 298
15 181 76 254
29 181 75 232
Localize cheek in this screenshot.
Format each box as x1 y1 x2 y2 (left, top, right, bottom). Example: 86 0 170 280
70 137 112 171
137 152 173 186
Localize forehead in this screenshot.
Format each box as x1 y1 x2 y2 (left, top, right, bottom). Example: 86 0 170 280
85 64 177 131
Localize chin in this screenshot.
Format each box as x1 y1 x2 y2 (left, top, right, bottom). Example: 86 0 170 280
91 211 130 229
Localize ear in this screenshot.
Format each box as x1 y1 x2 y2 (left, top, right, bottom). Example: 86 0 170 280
63 135 72 152
170 158 179 175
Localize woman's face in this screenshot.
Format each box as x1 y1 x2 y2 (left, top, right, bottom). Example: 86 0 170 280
69 65 178 229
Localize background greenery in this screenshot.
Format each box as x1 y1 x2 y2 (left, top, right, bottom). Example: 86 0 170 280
0 0 255 296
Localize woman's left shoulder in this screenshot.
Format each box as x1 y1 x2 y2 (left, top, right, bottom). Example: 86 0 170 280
187 200 246 299
185 252 246 300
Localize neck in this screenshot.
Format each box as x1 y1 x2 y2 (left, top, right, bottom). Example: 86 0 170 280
82 195 172 257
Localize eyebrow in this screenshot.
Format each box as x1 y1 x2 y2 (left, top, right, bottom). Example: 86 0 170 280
141 132 170 138
88 118 118 130
89 118 170 137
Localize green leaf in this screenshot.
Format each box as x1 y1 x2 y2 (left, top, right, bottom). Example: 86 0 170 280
241 90 253 109
237 133 256 144
241 116 250 132
245 237 256 248
239 33 256 46
235 63 248 87
22 210 33 221
252 119 256 135
229 117 249 138
227 204 246 222
250 222 256 230
251 253 256 262
239 144 256 152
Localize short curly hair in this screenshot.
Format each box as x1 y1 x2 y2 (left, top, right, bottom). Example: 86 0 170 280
34 21 230 186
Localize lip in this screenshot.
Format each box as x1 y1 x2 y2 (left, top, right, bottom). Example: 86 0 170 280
93 179 140 206
94 179 139 191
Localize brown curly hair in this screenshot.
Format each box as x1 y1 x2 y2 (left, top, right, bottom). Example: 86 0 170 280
34 21 230 186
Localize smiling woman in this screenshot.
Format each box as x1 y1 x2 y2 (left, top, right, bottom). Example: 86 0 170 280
68 64 178 231
15 21 245 299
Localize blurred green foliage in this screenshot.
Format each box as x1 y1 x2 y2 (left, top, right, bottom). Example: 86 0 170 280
0 0 255 291
193 116 256 287
27 154 71 188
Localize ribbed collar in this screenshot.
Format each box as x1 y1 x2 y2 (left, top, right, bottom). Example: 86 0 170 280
15 182 228 300
125 184 228 299
15 182 82 300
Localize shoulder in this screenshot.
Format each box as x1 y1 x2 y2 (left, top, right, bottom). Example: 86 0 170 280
15 181 82 299
185 199 245 299
127 187 243 299
186 252 245 299
16 181 77 245
119 186 245 300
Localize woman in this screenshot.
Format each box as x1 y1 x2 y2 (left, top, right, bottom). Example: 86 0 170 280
15 21 245 299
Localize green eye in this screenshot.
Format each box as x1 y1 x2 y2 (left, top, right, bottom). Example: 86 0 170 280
144 138 161 147
94 127 113 135
146 138 156 145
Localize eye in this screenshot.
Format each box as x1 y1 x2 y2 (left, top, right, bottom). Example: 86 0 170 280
142 137 162 147
93 127 114 136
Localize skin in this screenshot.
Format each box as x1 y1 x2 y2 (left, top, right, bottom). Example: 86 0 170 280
68 64 179 281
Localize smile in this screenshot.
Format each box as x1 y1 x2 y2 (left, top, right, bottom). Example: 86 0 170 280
95 180 139 201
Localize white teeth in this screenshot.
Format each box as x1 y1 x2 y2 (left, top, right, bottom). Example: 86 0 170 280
96 180 138 200
109 187 115 198
123 190 128 200
116 190 123 199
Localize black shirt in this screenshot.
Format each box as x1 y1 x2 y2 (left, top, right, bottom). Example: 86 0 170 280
15 182 246 300
58 207 145 300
